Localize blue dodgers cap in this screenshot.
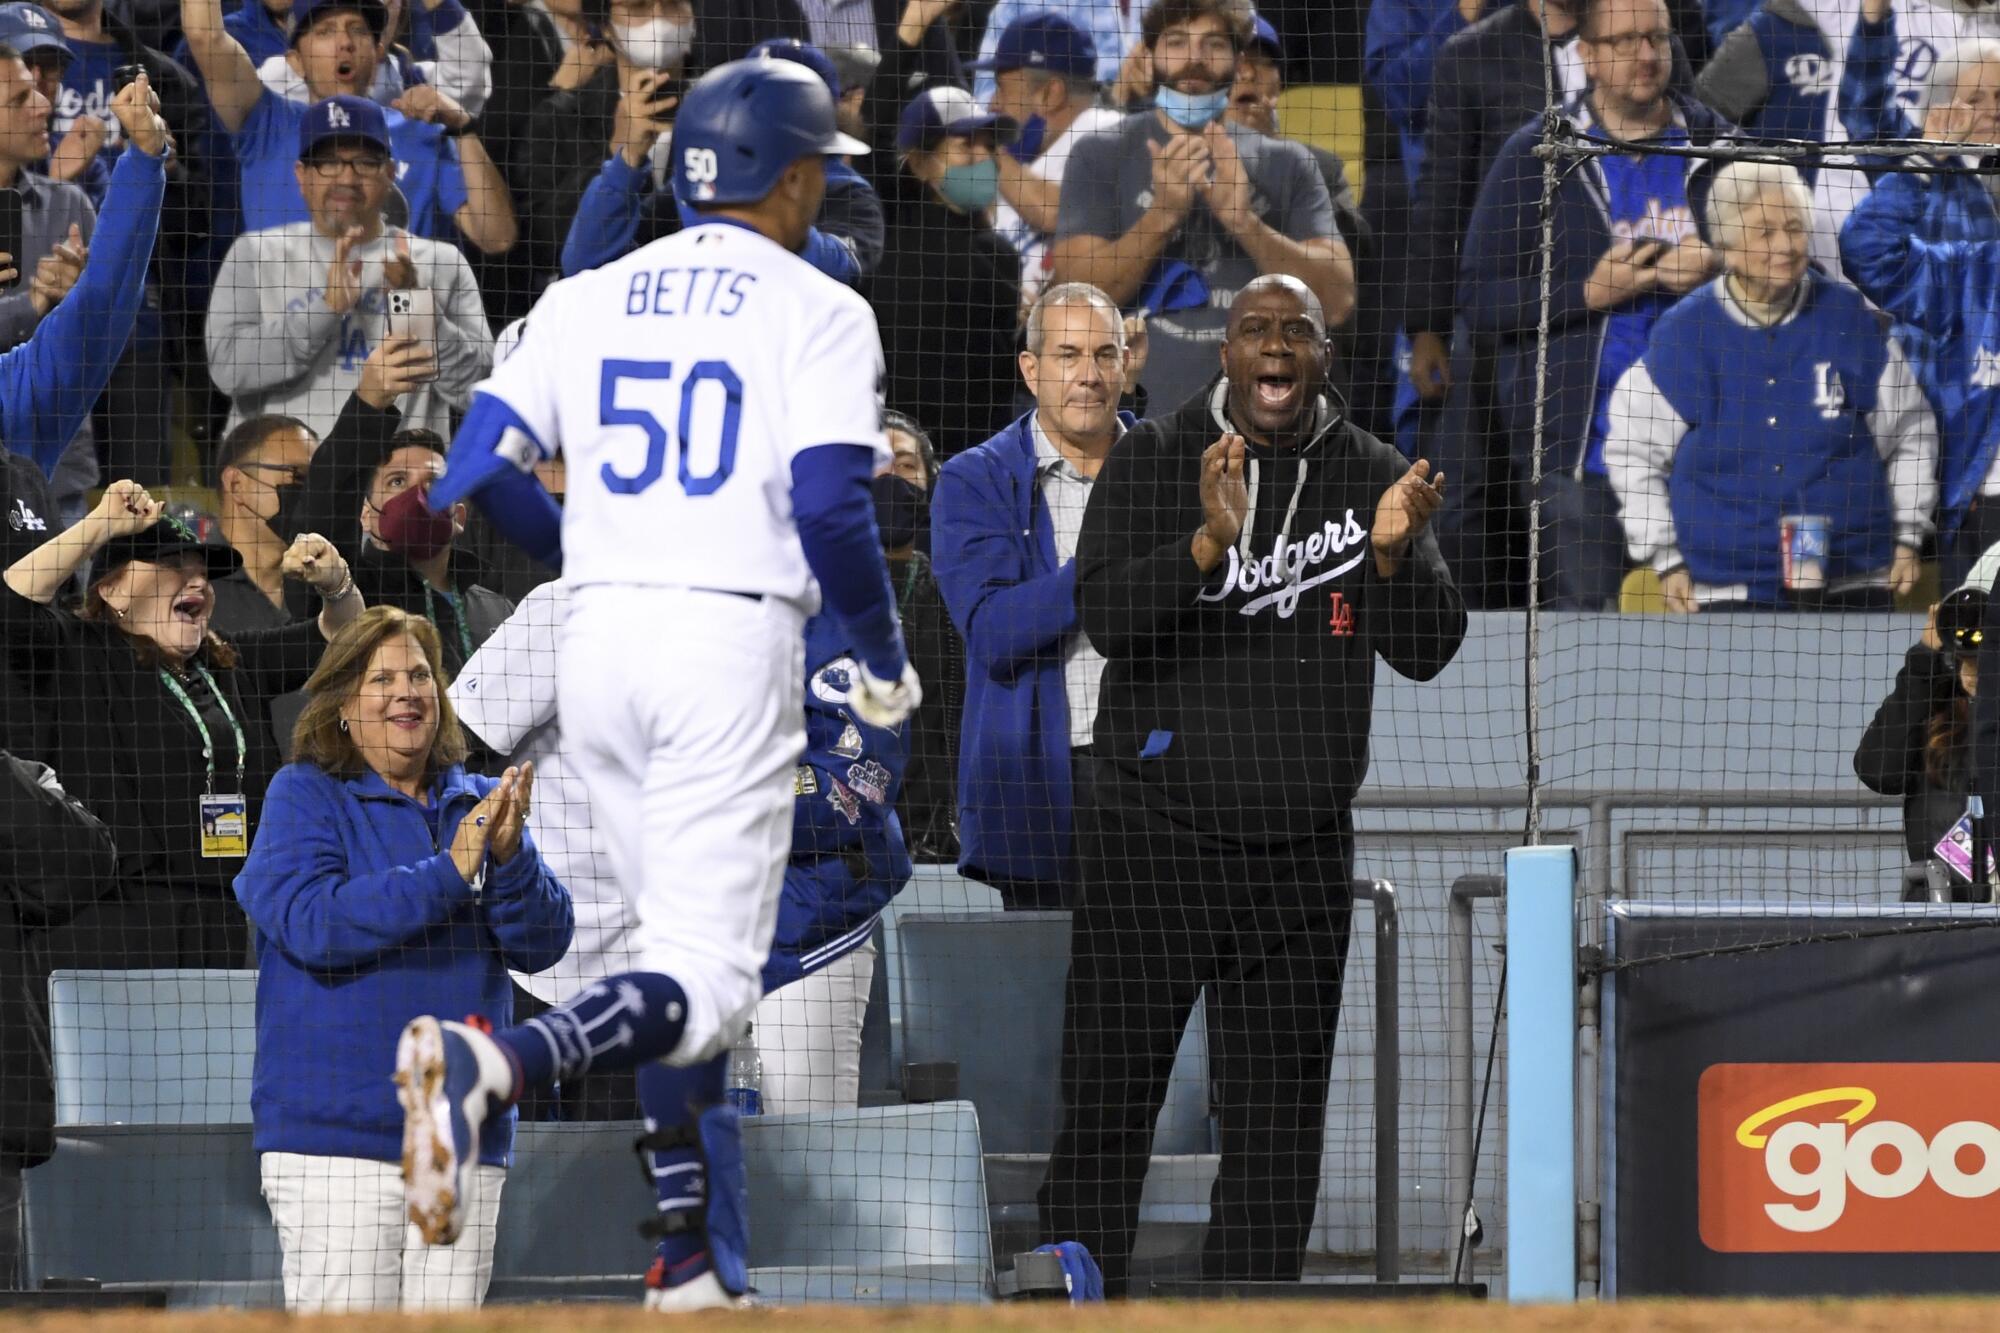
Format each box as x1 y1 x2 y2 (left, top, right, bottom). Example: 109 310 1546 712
748 36 841 98
0 2 68 61
1247 13 1281 58
895 84 1011 152
298 94 392 159
967 11 1098 78
289 0 388 47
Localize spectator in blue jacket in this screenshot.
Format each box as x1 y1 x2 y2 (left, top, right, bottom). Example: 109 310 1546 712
559 35 884 286
1696 0 1835 159
1840 30 2000 581
932 282 1136 909
1460 0 1731 608
1605 160 1937 610
234 605 573 1313
1366 0 1489 190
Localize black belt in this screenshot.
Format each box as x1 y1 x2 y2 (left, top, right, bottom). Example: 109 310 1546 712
691 587 764 603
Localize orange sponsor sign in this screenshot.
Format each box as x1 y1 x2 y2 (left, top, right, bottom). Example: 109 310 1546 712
1698 1063 2000 1252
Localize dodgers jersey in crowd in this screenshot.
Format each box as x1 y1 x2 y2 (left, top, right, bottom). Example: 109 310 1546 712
1796 0 2000 266
466 217 890 598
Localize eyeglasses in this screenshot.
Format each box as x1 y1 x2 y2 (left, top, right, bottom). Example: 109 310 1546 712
1585 29 1672 55
233 462 310 486
305 154 390 178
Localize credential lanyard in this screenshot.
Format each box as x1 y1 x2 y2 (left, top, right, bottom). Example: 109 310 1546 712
159 664 246 795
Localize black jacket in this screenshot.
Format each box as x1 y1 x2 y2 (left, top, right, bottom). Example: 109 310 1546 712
0 752 116 1170
277 393 515 676
893 549 962 862
1856 643 1973 874
874 184 1020 457
0 586 324 903
1 451 58 760
1077 381 1467 845
1406 1 1693 337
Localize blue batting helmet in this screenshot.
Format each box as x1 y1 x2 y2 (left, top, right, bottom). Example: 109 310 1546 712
671 58 869 211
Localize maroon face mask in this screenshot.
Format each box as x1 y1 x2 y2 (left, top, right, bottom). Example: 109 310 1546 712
374 484 457 561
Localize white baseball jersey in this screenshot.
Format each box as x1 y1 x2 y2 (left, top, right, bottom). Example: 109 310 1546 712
472 219 890 602
447 582 638 1006
1795 0 2000 270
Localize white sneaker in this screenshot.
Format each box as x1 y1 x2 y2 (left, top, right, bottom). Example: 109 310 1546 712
643 1269 752 1312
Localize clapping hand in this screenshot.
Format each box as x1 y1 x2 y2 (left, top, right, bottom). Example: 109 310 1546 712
29 224 87 318
450 764 534 882
486 762 535 865
1371 459 1446 578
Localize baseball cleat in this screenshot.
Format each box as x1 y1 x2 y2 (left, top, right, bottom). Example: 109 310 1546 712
396 1015 515 1245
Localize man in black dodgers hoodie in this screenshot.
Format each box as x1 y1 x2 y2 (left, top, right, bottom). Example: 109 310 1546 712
1042 275 1466 1293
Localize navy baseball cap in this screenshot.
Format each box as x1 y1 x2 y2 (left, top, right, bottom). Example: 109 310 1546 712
896 84 1011 152
967 12 1098 78
299 94 392 159
749 36 841 98
0 2 68 62
1247 13 1281 59
289 0 388 47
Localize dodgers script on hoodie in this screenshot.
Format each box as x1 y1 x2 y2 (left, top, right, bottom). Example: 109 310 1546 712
1076 382 1468 845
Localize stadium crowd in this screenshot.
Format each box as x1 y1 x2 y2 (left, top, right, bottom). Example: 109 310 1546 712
0 0 1996 1306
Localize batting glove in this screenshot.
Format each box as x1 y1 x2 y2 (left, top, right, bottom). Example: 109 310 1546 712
849 660 923 729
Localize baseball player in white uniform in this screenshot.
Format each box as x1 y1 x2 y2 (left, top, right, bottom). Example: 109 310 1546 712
393 57 919 1312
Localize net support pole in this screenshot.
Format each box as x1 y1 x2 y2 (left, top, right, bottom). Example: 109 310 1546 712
1505 844 1578 1302
1354 879 1401 1283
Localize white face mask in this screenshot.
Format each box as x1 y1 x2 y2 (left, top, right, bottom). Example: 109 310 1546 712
614 16 693 71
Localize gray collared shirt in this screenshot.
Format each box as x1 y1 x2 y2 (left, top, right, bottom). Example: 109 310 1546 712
1032 413 1117 750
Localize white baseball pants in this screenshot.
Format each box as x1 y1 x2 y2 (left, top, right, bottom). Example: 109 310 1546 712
258 1152 504 1312
559 586 807 1065
753 938 877 1113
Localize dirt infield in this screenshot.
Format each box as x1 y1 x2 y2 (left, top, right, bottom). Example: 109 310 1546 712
10 1300 2000 1333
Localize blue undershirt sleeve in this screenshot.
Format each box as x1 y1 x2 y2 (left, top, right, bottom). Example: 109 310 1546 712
790 443 906 681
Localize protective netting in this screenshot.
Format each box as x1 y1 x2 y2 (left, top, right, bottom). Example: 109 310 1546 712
0 0 1988 1310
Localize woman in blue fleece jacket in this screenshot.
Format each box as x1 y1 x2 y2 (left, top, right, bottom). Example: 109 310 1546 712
233 605 573 1313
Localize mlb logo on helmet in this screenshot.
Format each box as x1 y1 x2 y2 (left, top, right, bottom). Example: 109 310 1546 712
1697 1062 2000 1252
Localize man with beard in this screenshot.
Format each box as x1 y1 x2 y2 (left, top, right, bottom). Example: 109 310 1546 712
1042 275 1465 1294
1049 0 1351 406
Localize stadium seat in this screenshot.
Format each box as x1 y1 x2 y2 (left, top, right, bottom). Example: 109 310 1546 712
24 1106 994 1306
896 911 1212 1156
1618 566 1666 614
48 969 258 1127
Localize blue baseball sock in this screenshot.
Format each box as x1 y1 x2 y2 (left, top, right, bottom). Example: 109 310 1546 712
492 972 691 1091
639 1054 729 1285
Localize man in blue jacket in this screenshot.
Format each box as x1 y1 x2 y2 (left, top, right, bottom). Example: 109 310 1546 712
1460 0 1730 608
932 282 1135 910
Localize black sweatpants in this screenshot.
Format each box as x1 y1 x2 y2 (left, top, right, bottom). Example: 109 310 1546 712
1038 783 1355 1295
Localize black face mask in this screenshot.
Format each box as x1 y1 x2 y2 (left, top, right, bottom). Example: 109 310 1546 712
872 473 925 551
266 483 305 538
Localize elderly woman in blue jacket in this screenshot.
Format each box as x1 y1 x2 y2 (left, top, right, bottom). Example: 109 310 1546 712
233 605 573 1314
1605 159 1938 611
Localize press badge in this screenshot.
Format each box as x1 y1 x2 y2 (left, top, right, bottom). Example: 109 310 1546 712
199 792 250 858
